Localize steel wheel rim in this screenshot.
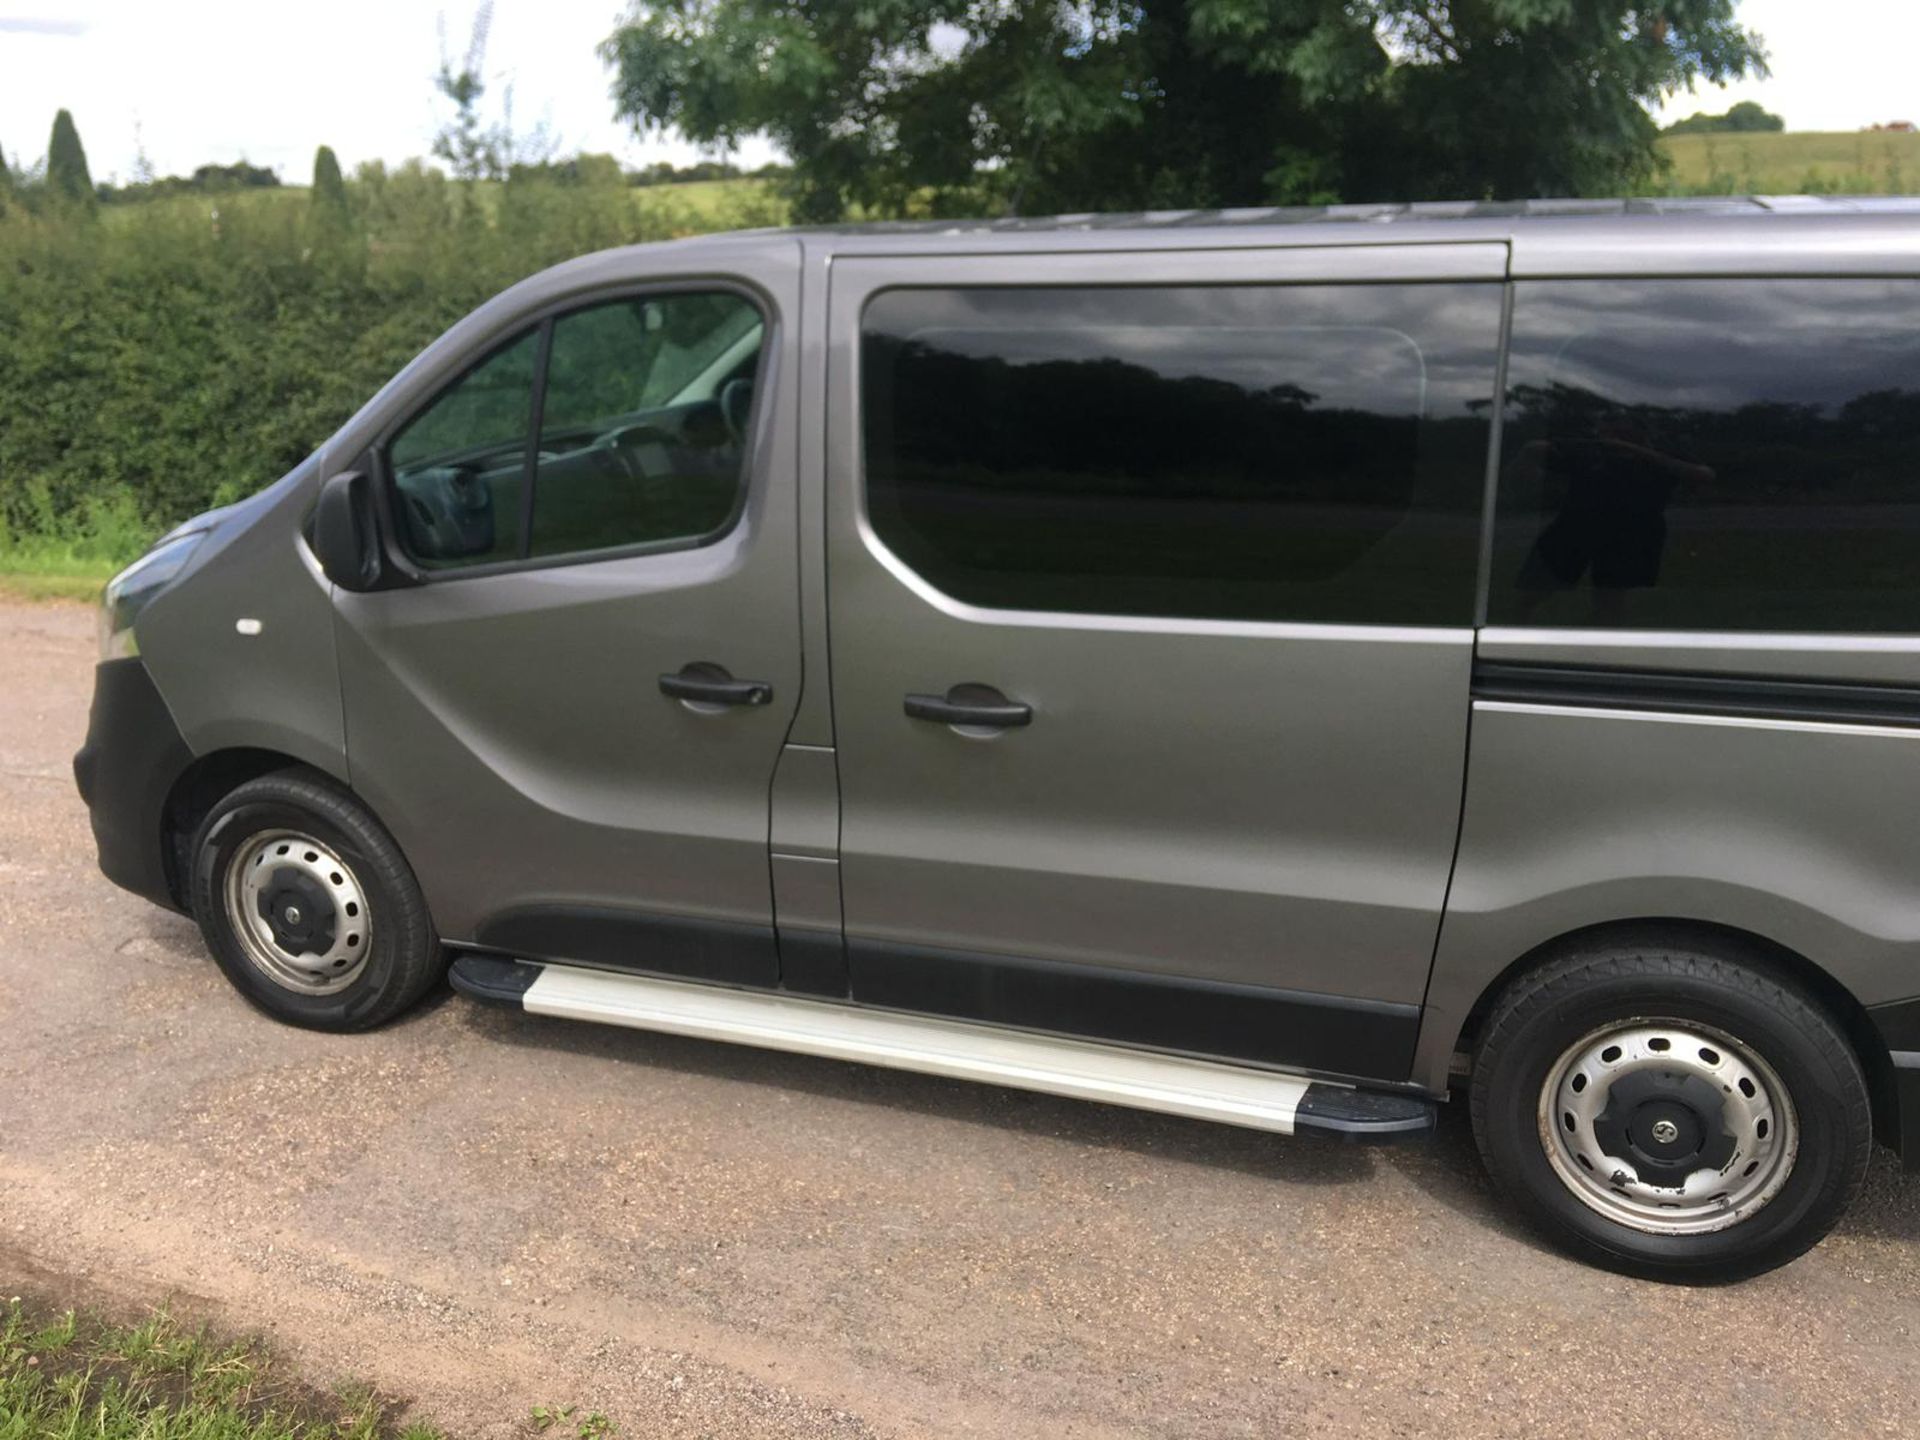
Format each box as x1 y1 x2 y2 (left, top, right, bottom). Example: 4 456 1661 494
1537 1018 1798 1236
222 829 372 995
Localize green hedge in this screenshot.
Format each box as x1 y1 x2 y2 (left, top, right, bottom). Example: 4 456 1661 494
0 169 783 563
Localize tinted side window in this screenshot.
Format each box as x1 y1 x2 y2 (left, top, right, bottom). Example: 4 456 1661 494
1489 280 1920 632
861 284 1501 625
384 291 763 571
388 330 539 569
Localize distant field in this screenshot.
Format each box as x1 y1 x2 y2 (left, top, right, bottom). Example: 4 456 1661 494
638 176 785 224
1656 130 1920 195
101 176 790 235
97 137 1920 238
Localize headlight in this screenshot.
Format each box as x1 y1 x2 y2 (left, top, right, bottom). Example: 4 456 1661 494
99 531 207 660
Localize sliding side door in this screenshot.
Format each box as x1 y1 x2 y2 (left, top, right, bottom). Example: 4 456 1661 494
825 242 1505 1082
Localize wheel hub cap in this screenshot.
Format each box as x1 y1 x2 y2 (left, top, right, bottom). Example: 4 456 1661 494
1592 1067 1737 1189
256 867 337 955
223 829 371 995
1538 1020 1799 1236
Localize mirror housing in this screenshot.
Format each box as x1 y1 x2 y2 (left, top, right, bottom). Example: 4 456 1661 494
312 470 382 591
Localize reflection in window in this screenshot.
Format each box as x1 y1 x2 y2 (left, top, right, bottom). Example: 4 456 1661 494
1491 280 1920 632
382 293 763 571
529 293 762 558
861 284 1502 624
387 330 540 569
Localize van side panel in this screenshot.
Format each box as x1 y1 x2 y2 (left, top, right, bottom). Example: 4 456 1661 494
1419 271 1920 1092
1416 692 1920 1091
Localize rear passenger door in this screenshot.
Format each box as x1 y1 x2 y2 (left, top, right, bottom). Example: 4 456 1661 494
825 244 1506 1083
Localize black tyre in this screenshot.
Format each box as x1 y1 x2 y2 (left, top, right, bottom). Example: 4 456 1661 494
1470 934 1872 1282
188 769 443 1031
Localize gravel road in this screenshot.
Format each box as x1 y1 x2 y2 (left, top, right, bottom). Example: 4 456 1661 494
2 596 1917 1438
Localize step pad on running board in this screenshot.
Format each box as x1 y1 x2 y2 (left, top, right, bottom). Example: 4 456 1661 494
447 955 1437 1142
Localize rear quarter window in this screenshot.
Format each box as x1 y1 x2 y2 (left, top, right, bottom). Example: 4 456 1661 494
1489 279 1920 633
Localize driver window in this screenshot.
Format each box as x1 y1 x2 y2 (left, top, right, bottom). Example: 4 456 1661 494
530 291 763 559
383 290 763 573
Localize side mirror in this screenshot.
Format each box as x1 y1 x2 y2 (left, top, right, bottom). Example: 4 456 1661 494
312 470 382 591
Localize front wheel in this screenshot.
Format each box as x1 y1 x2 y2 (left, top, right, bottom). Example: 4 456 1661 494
188 770 443 1031
1470 937 1873 1281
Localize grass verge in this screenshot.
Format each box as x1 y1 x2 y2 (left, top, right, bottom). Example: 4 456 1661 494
0 549 123 602
0 1295 445 1440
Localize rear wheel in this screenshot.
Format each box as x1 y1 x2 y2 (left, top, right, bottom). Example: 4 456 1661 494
1471 936 1872 1281
188 770 443 1030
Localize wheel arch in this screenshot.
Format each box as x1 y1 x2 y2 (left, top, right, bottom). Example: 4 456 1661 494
160 747 354 908
1440 917 1902 1155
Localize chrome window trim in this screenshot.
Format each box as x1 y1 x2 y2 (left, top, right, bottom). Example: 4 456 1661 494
1473 697 1920 741
1480 626 1920 658
852 502 1472 644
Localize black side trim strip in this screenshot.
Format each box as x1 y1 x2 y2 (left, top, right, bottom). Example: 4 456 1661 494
1859 999 1920 1167
848 939 1421 1084
1868 995 1920 1053
1893 1068 1920 1174
1295 1084 1437 1143
473 906 780 989
1473 660 1920 730
776 927 851 998
448 954 543 1004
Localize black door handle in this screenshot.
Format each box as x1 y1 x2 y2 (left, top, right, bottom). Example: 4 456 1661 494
905 684 1033 729
661 663 772 708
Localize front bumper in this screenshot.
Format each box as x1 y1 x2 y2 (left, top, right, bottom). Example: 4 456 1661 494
72 657 192 913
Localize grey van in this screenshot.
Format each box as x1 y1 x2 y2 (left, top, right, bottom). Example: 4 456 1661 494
74 197 1920 1281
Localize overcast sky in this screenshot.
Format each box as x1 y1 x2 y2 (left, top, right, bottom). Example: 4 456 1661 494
0 0 1909 185
0 0 779 181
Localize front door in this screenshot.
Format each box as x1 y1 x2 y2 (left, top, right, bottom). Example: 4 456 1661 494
826 242 1506 1081
334 246 803 986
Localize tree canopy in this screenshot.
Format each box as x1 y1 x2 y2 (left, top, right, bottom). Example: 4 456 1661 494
1663 99 1784 134
47 108 95 208
604 0 1767 219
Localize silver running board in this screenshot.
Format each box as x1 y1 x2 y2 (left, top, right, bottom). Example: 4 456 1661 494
522 963 1318 1134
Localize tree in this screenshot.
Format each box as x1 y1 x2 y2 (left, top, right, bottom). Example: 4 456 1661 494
189 160 279 190
308 144 359 258
507 151 626 185
604 0 1768 219
312 145 348 213
47 108 96 208
433 4 557 181
1726 97 1787 133
434 5 502 180
1664 99 1785 134
0 140 11 217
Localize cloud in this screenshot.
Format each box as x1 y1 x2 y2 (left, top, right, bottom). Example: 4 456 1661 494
0 17 89 34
